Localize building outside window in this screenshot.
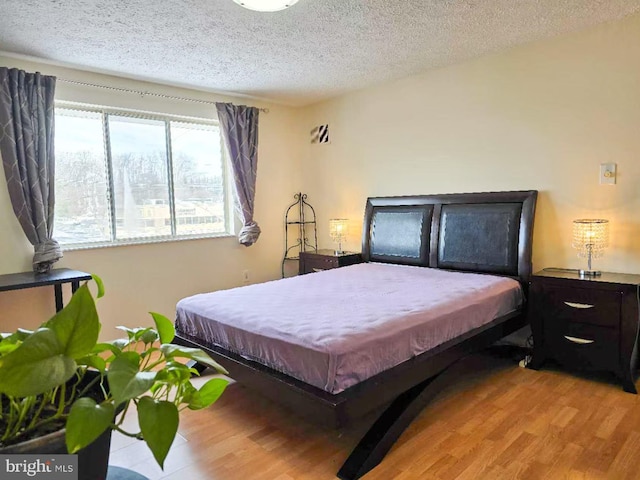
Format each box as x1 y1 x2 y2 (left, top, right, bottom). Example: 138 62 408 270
54 105 230 248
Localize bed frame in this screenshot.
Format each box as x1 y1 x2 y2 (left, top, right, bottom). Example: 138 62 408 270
173 190 538 480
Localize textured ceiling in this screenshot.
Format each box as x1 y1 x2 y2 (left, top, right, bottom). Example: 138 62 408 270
0 1 639 106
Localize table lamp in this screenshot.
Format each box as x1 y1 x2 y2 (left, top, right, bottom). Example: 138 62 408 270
572 219 609 277
329 218 348 254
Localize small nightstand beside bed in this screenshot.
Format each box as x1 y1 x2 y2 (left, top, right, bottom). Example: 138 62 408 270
173 190 537 480
298 249 362 274
529 269 640 393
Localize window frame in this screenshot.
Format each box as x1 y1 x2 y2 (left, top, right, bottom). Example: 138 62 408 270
54 101 234 250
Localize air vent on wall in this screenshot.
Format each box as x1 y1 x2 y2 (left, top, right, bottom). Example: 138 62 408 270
310 124 329 144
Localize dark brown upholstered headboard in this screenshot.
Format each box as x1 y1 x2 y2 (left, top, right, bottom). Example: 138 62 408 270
361 191 537 283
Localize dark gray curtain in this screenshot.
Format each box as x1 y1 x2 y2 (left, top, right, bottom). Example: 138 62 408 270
0 68 62 273
216 102 261 246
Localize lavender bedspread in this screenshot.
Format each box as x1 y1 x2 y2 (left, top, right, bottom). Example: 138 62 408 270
175 263 523 394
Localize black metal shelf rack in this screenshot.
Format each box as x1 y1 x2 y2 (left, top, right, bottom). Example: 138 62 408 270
282 193 317 278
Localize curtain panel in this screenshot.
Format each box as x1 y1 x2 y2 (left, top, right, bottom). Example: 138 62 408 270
0 67 62 273
216 102 261 246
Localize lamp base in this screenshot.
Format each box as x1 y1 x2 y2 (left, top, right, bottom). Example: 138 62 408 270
579 269 602 277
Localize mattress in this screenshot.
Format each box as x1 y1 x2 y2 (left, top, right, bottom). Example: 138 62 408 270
175 263 523 394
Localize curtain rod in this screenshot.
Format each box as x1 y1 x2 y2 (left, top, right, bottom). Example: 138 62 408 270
57 78 269 113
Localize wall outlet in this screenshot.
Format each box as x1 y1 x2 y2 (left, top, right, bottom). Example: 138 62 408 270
242 270 250 283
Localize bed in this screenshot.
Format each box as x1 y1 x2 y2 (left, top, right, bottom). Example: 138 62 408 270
173 190 538 480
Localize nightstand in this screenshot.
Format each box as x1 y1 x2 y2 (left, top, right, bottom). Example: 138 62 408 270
298 249 362 275
528 269 640 393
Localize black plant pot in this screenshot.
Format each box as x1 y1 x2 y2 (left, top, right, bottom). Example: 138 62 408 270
0 370 113 480
0 424 113 480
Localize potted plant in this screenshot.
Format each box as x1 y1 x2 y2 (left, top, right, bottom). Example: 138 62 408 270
0 276 229 478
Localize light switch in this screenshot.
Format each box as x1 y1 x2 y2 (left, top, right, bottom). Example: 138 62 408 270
600 163 616 185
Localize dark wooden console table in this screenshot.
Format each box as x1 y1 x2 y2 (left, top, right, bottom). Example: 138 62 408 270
0 268 92 312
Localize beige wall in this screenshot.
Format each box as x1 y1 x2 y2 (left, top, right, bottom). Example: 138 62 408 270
2 12 640 337
0 55 303 338
302 14 640 275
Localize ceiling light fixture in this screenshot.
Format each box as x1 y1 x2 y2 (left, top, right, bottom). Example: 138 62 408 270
233 0 300 12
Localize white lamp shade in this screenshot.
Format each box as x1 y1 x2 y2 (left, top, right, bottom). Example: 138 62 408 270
233 0 299 12
572 219 609 259
329 218 348 241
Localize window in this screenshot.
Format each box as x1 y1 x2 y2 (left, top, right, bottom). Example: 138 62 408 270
54 105 230 247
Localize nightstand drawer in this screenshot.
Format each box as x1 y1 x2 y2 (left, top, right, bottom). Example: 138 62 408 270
304 256 339 271
546 322 619 371
541 285 621 328
299 250 362 274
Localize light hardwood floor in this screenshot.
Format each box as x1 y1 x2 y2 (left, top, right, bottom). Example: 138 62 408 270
109 350 640 479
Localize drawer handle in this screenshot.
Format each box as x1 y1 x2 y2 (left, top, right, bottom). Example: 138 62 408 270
564 335 595 345
312 268 325 272
563 301 594 309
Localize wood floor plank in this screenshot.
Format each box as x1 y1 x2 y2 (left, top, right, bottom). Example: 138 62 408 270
607 430 640 479
108 351 640 480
